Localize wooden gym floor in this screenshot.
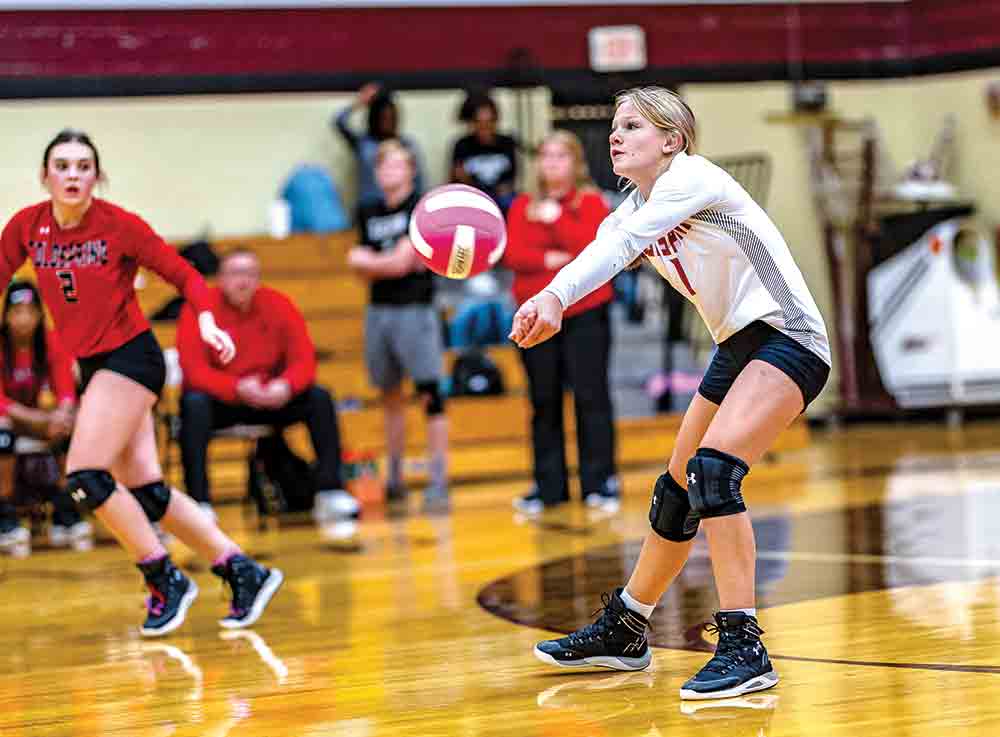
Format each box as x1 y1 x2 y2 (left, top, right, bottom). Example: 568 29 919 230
2 420 1000 736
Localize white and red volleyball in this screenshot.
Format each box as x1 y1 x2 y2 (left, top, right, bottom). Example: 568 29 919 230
408 184 507 279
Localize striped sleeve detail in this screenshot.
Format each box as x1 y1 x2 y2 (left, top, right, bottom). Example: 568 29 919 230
691 210 816 352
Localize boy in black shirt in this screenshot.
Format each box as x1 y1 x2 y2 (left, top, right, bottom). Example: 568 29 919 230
349 141 450 510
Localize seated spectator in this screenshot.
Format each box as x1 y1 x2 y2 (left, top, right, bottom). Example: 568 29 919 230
451 91 519 214
348 140 450 512
176 249 356 521
0 281 86 555
334 82 426 209
502 131 619 514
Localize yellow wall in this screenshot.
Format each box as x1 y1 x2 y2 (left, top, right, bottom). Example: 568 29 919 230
0 87 550 241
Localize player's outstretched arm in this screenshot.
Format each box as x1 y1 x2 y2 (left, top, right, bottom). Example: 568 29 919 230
544 228 638 311
509 292 564 349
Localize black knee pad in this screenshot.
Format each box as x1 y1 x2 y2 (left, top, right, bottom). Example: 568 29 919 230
415 381 445 416
0 429 14 456
131 481 172 522
66 469 117 512
686 447 749 519
648 471 700 542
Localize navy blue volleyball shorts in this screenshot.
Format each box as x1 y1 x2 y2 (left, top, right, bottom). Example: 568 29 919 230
697 321 830 410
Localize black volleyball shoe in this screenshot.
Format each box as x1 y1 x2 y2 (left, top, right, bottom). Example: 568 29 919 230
212 554 284 629
534 588 652 671
679 611 779 700
137 556 199 637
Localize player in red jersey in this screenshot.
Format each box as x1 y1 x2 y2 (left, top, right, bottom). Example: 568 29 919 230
0 280 86 555
0 129 283 636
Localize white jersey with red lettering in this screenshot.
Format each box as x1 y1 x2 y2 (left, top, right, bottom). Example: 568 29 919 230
544 151 830 365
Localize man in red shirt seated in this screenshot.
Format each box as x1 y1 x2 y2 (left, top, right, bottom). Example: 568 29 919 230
176 248 356 521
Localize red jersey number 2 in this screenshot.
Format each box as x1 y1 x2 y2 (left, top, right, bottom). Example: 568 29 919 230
56 270 78 303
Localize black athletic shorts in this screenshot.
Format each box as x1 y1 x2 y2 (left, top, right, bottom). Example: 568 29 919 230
698 321 830 410
78 330 166 397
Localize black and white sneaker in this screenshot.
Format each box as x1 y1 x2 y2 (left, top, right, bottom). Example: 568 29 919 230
0 513 29 554
512 486 544 515
534 588 652 671
137 556 199 637
49 520 94 551
313 489 361 521
212 554 284 629
679 612 779 700
584 476 621 514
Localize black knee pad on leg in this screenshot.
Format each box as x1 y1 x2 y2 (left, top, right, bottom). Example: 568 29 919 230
648 471 700 542
416 381 445 416
686 448 749 519
131 481 172 522
66 469 117 512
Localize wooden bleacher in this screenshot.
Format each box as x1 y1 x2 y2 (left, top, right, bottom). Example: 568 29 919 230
133 231 811 499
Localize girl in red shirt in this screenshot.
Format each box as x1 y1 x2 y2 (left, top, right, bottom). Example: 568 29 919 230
0 129 282 636
503 131 619 514
0 280 83 554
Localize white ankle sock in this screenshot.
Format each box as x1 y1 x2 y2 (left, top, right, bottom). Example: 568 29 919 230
620 589 655 620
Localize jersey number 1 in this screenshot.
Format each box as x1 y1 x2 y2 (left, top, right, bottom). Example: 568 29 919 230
56 270 78 303
657 237 696 296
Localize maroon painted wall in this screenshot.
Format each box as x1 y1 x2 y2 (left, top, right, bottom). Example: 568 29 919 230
0 1 995 97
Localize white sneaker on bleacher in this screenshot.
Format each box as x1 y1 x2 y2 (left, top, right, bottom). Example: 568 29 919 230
584 476 622 514
513 488 544 516
0 522 30 557
49 520 94 549
313 489 360 521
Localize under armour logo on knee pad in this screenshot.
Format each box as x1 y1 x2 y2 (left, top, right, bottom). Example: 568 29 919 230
687 472 697 485
71 489 86 503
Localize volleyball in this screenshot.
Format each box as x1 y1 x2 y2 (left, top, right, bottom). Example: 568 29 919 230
408 184 507 279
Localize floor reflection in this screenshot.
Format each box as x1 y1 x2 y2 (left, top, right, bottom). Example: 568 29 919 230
533 671 780 737
219 629 290 684
139 641 205 703
678 693 780 737
479 478 1000 651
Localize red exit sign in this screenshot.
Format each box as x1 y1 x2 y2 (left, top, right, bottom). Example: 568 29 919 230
588 25 647 73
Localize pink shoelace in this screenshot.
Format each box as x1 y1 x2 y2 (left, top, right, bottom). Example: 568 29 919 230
145 584 166 617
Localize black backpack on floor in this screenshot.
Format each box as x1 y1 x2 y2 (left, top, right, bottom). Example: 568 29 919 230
451 348 505 397
247 435 315 515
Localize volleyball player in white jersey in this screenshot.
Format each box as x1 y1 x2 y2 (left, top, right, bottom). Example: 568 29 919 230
511 87 830 700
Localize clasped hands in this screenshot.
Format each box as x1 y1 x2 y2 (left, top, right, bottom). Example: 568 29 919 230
509 291 564 349
236 376 292 410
